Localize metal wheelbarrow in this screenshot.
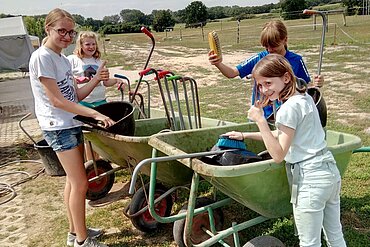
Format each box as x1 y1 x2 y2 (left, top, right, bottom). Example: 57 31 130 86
129 122 366 246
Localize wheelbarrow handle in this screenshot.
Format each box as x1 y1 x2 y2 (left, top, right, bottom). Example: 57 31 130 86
353 146 370 153
18 113 37 145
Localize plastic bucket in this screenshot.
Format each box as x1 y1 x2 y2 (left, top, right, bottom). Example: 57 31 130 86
75 101 135 136
34 139 66 176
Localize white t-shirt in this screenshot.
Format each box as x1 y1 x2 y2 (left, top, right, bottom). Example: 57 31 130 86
29 46 82 131
67 55 105 103
275 93 327 164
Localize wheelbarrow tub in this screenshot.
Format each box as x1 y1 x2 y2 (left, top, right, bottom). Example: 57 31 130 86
83 115 237 186
148 123 362 218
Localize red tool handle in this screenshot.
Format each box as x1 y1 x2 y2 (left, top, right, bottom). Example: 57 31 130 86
303 9 318 15
138 68 153 77
156 70 172 80
141 27 153 40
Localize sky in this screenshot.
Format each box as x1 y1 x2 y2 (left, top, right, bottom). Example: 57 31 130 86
1 0 279 20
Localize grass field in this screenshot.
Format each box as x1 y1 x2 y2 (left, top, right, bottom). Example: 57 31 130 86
10 13 370 247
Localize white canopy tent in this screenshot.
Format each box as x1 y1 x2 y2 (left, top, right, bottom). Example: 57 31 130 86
0 16 34 71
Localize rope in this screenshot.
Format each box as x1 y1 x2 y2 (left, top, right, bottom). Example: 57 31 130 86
0 160 44 205
336 24 370 44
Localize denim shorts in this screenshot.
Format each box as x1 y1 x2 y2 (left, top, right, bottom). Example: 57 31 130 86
43 127 84 152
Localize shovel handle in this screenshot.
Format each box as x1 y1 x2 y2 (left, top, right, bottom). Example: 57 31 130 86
303 9 327 75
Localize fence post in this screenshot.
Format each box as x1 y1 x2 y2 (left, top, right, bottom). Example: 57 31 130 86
201 22 204 41
237 19 240 44
313 15 316 30
342 12 347 26
333 23 337 46
180 26 182 41
326 14 329 32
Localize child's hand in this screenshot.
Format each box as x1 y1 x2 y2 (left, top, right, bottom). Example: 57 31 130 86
96 61 109 81
248 100 265 123
208 50 222 65
116 79 127 90
222 131 244 140
313 74 324 88
95 112 115 128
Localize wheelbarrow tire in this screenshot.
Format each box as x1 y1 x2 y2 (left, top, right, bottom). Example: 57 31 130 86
173 197 224 247
129 183 173 233
85 159 115 201
243 236 285 247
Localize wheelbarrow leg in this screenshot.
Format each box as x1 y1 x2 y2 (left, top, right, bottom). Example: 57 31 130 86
184 170 200 247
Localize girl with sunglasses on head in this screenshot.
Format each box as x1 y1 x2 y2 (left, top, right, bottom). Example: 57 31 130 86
209 20 324 120
29 8 111 247
68 31 126 161
224 54 346 247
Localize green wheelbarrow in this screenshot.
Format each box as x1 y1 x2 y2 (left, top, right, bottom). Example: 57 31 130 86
129 122 366 246
83 110 237 232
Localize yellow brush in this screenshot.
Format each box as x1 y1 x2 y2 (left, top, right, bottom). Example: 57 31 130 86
208 31 222 59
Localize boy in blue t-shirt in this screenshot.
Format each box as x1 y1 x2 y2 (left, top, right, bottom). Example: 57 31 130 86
208 20 324 120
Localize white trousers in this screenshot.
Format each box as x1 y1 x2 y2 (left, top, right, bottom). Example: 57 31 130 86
292 159 347 247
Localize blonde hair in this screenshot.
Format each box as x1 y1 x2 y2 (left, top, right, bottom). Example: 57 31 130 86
74 31 101 59
260 20 287 49
42 8 75 45
252 54 306 106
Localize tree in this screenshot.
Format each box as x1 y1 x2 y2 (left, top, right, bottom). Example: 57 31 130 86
120 9 146 25
280 0 307 20
103 14 121 25
342 0 362 15
152 10 175 32
23 16 45 39
184 1 208 26
207 6 227 20
72 14 85 26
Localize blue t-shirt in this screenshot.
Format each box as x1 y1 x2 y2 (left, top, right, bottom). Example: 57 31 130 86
236 50 311 119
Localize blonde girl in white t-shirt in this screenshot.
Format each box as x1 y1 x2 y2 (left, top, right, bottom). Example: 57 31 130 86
68 31 126 161
29 8 112 247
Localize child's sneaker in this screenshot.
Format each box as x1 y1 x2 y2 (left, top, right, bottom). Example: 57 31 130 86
74 237 108 247
67 228 103 246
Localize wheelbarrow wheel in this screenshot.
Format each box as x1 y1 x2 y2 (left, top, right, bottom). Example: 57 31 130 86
129 183 173 233
85 159 115 201
243 236 285 247
173 197 224 247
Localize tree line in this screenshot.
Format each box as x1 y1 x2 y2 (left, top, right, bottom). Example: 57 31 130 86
0 0 362 39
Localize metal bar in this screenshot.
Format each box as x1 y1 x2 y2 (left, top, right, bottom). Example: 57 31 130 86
128 148 237 194
184 171 200 247
88 166 123 183
193 216 269 247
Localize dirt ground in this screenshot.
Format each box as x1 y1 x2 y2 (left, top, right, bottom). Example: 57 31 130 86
0 43 369 246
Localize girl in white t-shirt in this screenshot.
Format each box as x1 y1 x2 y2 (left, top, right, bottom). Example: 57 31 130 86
68 31 126 108
224 54 346 247
29 8 111 247
68 31 126 161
